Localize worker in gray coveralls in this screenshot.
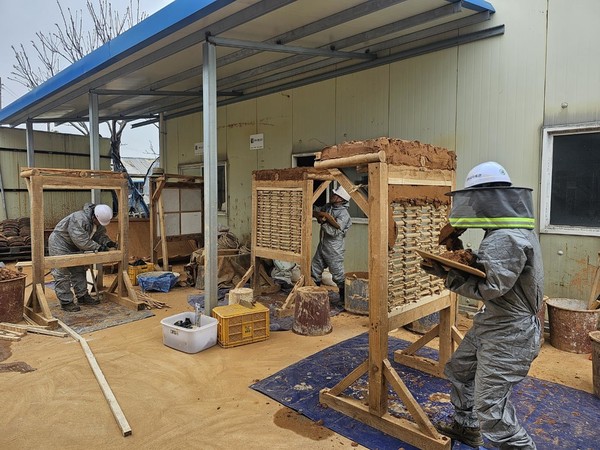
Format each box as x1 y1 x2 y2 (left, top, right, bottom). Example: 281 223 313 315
422 161 543 449
48 203 117 312
311 186 352 306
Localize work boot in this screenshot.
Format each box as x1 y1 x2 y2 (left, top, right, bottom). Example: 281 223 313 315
77 293 100 306
61 302 81 312
436 420 484 448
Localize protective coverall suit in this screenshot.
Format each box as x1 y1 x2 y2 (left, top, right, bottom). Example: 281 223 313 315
442 186 544 449
48 203 113 307
311 201 351 294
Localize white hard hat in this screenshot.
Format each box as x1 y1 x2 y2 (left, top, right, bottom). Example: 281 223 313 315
464 161 512 188
332 186 351 201
94 204 113 226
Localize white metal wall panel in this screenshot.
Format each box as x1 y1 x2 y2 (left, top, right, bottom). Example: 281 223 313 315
291 80 336 154
256 92 293 170
545 0 600 126
455 0 547 193
388 49 458 149
335 66 390 142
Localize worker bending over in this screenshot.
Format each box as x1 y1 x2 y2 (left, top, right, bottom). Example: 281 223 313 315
423 162 543 449
311 186 352 306
48 203 117 312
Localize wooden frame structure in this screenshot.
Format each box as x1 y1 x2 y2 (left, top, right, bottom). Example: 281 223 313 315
149 173 203 270
309 152 463 450
248 167 367 309
20 168 143 329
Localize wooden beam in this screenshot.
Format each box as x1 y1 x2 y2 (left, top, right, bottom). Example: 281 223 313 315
387 166 454 186
57 319 132 437
388 293 451 330
311 180 331 205
367 162 389 416
235 265 254 289
319 390 450 450
44 251 123 270
329 169 369 217
314 150 386 169
102 292 144 311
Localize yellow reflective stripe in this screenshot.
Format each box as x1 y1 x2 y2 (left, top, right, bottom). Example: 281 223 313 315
449 217 535 229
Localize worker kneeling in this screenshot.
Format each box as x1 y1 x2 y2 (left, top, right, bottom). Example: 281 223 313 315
48 203 117 312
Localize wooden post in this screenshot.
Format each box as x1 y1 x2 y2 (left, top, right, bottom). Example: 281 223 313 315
368 162 389 415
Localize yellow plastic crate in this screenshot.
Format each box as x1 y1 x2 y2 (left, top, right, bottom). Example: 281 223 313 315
211 303 270 348
127 263 154 286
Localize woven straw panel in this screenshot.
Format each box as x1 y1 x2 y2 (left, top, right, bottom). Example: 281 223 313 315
388 202 448 309
256 188 303 254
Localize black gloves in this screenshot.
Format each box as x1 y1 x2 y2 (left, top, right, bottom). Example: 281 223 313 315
420 260 448 279
98 244 109 252
106 240 117 249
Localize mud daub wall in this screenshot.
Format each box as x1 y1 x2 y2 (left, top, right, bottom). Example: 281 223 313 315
321 137 454 308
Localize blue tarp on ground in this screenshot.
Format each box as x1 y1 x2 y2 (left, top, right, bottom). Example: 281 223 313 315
251 333 599 450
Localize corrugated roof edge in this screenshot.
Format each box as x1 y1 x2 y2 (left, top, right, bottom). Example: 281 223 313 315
0 0 232 124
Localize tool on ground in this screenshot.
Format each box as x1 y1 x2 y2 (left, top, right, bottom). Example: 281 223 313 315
438 223 466 250
313 211 340 229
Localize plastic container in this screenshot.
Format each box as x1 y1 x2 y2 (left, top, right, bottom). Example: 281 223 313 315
160 311 217 353
212 303 269 348
128 263 154 286
0 275 26 323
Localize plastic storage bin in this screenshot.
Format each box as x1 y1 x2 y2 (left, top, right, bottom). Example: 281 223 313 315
128 263 154 286
160 311 217 353
211 303 270 348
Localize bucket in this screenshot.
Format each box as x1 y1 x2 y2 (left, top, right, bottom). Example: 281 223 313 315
0 275 26 323
546 298 600 354
344 272 368 315
590 331 600 398
405 311 440 334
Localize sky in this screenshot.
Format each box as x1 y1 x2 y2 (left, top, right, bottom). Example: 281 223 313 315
0 0 175 158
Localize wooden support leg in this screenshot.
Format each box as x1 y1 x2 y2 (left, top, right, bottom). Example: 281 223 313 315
276 275 305 317
23 283 58 329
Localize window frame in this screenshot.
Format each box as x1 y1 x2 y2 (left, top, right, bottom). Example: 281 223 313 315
541 122 600 236
178 161 228 215
291 152 367 223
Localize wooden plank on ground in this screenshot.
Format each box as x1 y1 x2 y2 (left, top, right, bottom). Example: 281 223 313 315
57 319 132 437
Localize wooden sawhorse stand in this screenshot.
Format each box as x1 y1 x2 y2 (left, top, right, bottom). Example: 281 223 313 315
20 168 143 329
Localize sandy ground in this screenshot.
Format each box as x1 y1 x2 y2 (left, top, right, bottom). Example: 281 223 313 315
0 263 595 450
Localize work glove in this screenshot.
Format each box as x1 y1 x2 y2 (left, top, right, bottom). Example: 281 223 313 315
97 244 109 252
420 260 448 279
106 240 117 249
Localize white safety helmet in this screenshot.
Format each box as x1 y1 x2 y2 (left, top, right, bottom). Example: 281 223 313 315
332 186 351 202
94 204 113 226
464 161 512 188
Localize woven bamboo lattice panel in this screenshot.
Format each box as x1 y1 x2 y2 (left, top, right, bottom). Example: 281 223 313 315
388 202 448 309
256 188 303 255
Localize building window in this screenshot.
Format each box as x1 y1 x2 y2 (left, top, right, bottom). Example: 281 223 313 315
179 162 228 214
292 152 367 222
541 124 600 236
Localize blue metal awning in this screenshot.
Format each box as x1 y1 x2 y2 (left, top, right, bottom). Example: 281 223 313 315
0 0 498 127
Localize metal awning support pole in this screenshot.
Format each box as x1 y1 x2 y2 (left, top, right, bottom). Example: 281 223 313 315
202 39 218 315
89 92 101 203
159 112 167 170
26 121 35 167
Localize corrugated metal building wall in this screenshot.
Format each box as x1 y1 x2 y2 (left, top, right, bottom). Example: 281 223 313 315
0 128 111 227
165 0 600 300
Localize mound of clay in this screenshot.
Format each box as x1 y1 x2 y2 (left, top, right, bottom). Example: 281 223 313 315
319 137 455 170
440 249 476 266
